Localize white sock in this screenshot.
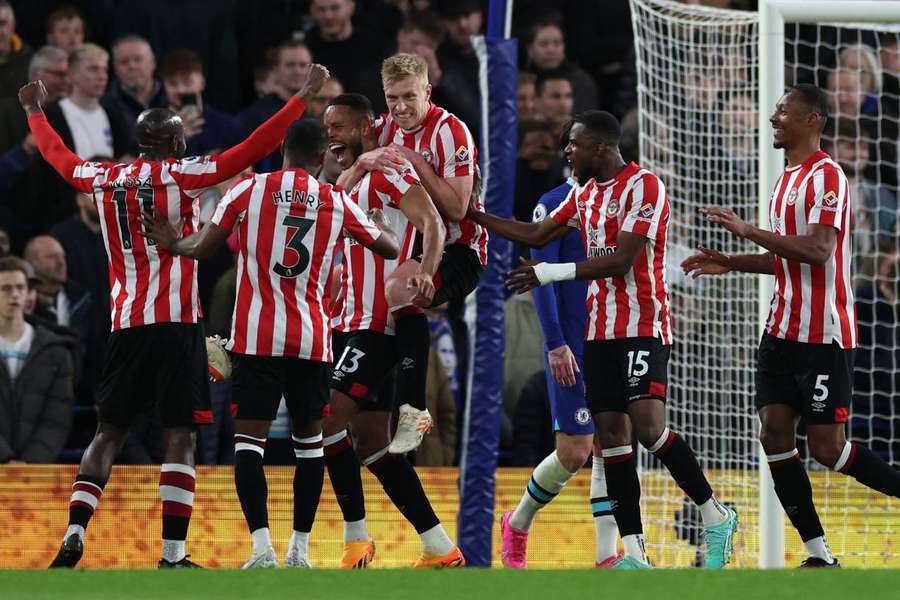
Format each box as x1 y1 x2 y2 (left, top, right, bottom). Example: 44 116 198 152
804 536 836 563
251 527 272 554
699 496 728 526
622 534 648 564
344 519 368 543
509 451 576 531
289 531 309 557
420 524 455 556
162 539 185 563
65 524 85 541
590 455 618 562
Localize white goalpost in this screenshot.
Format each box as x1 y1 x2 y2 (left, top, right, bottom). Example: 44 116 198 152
631 0 900 568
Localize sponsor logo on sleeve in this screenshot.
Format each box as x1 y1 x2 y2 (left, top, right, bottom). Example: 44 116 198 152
532 203 547 223
820 190 839 211
454 145 471 163
634 202 655 221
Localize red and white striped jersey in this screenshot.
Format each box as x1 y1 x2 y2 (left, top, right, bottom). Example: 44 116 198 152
212 169 383 361
375 103 488 265
332 163 420 335
550 162 671 344
765 150 856 348
28 97 309 332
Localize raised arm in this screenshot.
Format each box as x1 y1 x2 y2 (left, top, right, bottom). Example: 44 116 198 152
20 81 94 193
186 65 330 188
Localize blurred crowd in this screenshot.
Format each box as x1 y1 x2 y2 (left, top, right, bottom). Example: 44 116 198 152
0 0 897 468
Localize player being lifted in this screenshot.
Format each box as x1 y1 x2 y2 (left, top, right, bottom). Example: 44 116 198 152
339 53 486 454
323 93 463 568
22 63 330 569
469 110 738 569
499 122 619 569
682 84 900 567
141 115 400 569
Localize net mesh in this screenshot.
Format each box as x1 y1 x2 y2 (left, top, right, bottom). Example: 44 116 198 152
630 0 899 567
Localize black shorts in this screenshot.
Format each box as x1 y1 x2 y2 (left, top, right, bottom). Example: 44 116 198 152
755 334 854 424
331 330 398 410
231 353 328 423
583 337 670 414
97 322 211 429
421 244 484 308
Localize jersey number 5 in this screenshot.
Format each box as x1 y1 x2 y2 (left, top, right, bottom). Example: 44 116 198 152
273 216 315 278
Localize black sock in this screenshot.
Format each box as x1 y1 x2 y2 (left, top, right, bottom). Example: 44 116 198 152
292 434 325 532
601 446 643 537
234 436 268 532
649 429 714 505
839 442 900 497
393 312 429 411
69 473 106 529
768 450 824 542
324 432 366 522
365 451 439 534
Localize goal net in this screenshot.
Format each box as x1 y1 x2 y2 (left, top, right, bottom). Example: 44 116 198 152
630 0 899 567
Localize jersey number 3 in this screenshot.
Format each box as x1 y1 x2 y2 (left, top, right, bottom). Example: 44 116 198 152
274 216 315 278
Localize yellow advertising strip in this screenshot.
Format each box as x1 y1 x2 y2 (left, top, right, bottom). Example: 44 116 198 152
0 465 895 568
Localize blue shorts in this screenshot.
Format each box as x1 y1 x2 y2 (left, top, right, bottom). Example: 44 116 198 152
546 352 594 435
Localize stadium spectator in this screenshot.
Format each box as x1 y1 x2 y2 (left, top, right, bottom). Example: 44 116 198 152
535 70 574 141
0 1 31 101
514 120 564 226
104 35 166 143
517 72 538 121
878 33 899 115
238 40 312 173
45 4 85 54
49 187 110 405
427 307 461 410
562 0 636 119
435 1 483 142
852 240 900 465
111 0 240 111
503 292 545 416
306 0 393 112
23 235 89 330
0 228 9 257
396 11 480 140
524 17 598 115
159 49 241 157
414 347 457 467
0 256 75 464
37 44 130 229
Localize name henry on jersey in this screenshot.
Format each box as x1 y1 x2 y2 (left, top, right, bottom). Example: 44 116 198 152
271 188 325 209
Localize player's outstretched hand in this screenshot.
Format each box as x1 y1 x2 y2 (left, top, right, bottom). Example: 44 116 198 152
18 81 48 115
297 64 330 101
407 272 435 307
680 246 731 278
357 146 406 174
548 344 580 387
139 210 184 252
699 206 751 238
366 208 391 232
505 258 540 294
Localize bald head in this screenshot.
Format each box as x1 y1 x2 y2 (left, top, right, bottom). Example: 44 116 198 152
24 235 67 291
136 108 186 158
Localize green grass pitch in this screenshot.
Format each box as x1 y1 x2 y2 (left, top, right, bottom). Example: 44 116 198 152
1 569 897 600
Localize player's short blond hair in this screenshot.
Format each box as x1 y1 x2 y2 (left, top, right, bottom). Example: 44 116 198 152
69 43 108 69
381 53 429 86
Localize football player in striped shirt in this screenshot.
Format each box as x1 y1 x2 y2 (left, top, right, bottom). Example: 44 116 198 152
469 110 737 569
322 93 463 568
140 117 400 569
338 53 487 454
683 84 900 567
23 64 331 569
